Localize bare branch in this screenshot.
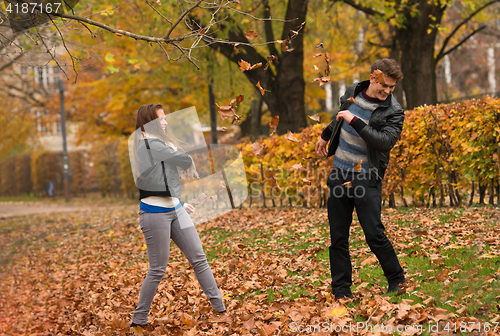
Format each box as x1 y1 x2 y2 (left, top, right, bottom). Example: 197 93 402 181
331 0 384 18
49 11 183 43
165 0 203 39
146 0 172 24
440 25 487 60
0 53 23 72
436 0 500 61
48 14 78 82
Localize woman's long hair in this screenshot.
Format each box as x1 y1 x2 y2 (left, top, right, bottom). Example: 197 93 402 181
135 103 182 150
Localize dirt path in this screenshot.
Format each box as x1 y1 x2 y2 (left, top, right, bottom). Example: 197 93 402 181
0 203 93 219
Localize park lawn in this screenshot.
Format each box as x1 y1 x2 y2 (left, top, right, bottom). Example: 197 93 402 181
0 204 499 335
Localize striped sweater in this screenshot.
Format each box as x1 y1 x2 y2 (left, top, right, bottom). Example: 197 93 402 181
332 93 380 173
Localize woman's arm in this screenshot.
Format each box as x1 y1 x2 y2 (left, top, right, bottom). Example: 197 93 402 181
147 140 193 170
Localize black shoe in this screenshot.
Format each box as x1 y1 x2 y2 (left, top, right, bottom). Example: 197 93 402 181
387 281 406 294
334 292 354 299
130 322 154 331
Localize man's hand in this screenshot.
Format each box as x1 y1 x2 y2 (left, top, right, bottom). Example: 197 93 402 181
336 110 355 123
184 203 195 214
315 138 328 157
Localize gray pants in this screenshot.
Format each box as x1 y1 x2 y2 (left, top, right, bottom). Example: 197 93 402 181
132 208 225 324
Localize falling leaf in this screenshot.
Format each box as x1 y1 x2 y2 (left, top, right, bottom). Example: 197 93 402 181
313 53 322 57
267 55 278 63
216 103 236 120
238 59 251 72
342 181 352 188
284 130 299 142
347 97 355 103
324 64 331 76
219 180 226 189
324 52 330 64
316 42 324 48
373 69 386 84
309 114 320 122
256 81 265 95
234 43 240 53
244 30 259 40
209 195 218 202
313 77 330 86
354 160 362 172
290 30 299 37
291 163 302 170
198 28 205 35
250 62 262 70
313 65 319 71
302 178 312 185
221 127 227 132
269 116 279 135
235 94 244 105
251 140 266 156
156 0 161 5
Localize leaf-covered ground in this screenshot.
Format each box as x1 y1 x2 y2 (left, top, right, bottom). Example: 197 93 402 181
1 205 499 335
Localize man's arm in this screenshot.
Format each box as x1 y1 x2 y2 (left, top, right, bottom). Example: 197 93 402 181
349 107 405 152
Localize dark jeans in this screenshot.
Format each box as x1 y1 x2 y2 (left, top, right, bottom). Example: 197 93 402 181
327 167 405 296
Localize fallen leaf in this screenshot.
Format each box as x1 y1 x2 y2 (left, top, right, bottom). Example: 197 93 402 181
181 313 193 326
361 255 377 266
436 269 448 282
284 130 299 142
309 114 320 122
244 30 259 40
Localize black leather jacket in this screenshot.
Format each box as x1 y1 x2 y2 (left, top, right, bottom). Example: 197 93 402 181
321 80 405 181
137 138 192 200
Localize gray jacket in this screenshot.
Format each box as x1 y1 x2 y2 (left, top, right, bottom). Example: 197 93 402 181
137 138 192 200
321 80 405 181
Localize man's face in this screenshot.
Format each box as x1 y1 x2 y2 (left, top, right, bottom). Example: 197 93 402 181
369 73 397 101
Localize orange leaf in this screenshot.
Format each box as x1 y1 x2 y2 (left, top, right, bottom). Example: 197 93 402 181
313 77 330 86
309 113 320 122
269 116 279 135
284 130 299 143
373 69 386 85
181 313 193 326
244 30 259 40
342 181 352 188
238 59 251 72
354 160 362 172
235 94 244 105
251 140 266 156
249 62 262 70
256 81 265 95
347 97 355 103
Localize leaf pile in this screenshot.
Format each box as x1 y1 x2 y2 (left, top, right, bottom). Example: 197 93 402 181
1 205 499 335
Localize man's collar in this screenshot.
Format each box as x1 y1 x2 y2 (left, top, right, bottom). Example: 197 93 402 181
354 80 391 107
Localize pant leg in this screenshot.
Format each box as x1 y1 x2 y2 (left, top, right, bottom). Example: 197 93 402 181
132 210 175 325
327 168 355 296
170 206 226 312
353 176 405 285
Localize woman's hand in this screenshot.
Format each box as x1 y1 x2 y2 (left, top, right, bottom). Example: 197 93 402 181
184 203 195 214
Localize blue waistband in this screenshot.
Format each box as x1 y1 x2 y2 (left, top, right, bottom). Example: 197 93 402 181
140 201 182 213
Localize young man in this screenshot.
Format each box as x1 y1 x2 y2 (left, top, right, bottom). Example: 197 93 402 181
315 58 406 299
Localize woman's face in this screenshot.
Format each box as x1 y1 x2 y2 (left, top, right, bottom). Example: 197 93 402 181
156 108 168 131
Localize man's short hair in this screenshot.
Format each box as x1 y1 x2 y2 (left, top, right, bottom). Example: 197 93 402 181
371 59 404 81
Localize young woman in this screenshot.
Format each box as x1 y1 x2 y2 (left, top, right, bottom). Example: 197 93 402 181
130 103 225 330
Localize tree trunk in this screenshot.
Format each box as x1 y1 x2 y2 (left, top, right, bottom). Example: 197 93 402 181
469 181 474 206
489 179 495 205
395 4 445 109
207 0 308 134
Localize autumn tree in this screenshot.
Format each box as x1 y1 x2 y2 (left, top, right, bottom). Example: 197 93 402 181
332 0 500 109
